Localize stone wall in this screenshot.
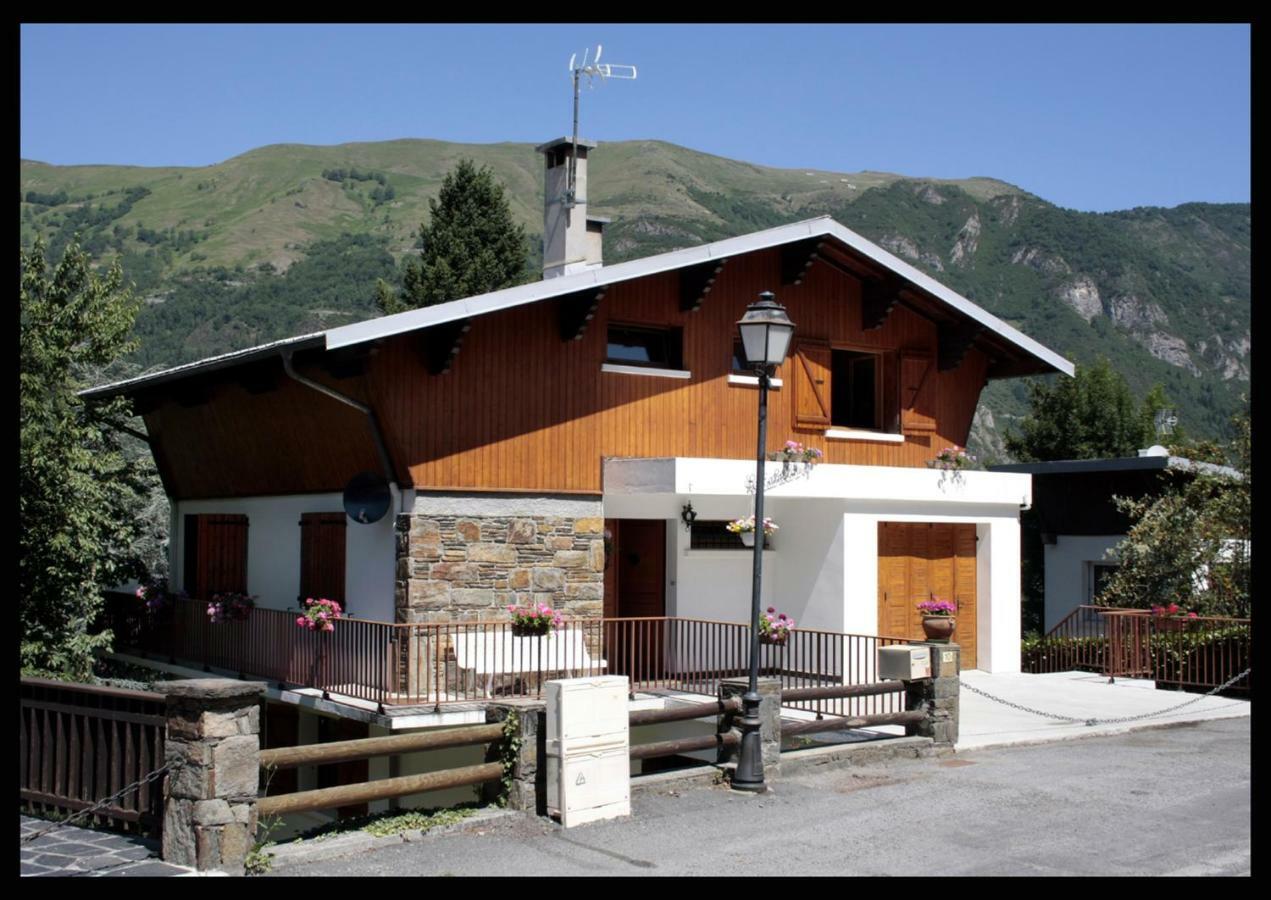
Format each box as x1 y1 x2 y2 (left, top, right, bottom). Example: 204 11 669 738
396 495 606 623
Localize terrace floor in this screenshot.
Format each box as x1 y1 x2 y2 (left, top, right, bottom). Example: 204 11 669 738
956 670 1251 751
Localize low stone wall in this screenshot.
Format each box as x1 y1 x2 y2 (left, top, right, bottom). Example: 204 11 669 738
395 495 606 624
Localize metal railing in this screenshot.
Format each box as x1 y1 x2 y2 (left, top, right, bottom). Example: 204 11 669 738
105 596 916 709
1023 604 1252 694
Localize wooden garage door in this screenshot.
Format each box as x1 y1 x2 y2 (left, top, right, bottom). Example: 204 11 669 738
878 522 977 670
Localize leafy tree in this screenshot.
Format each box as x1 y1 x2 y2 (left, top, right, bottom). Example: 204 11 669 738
20 237 152 679
1005 358 1167 462
377 159 528 314
1098 402 1249 618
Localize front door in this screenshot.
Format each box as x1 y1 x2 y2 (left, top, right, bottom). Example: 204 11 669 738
603 519 667 684
878 522 978 670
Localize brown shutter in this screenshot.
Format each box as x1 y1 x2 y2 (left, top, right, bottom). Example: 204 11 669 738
793 341 832 430
300 512 347 609
899 352 937 433
191 514 249 600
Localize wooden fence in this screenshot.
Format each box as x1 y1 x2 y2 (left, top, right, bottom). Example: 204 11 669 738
19 677 167 835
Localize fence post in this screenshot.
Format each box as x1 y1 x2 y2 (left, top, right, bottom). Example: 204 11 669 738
903 642 959 749
717 676 782 781
484 702 547 815
162 679 265 874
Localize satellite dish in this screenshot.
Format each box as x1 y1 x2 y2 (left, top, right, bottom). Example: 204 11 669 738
343 471 391 525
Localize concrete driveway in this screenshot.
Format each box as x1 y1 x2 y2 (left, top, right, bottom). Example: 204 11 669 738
956 670 1251 750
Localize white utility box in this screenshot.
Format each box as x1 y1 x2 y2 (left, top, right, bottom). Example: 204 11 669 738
545 675 630 828
878 645 932 681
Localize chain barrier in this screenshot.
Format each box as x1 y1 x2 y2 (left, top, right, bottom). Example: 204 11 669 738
960 668 1250 727
21 761 177 844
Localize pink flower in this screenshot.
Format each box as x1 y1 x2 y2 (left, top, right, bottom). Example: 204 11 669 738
296 617 306 627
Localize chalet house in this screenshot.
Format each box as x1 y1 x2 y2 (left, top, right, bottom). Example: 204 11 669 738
86 137 1073 677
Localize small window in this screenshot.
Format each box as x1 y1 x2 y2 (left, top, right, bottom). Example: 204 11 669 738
690 520 770 550
606 324 683 369
1088 562 1119 603
831 349 878 429
731 340 751 374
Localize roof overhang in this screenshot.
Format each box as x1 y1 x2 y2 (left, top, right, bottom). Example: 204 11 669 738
990 456 1240 479
79 216 1073 401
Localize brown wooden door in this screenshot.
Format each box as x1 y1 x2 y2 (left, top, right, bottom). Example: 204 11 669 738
262 702 299 797
877 522 977 669
605 520 667 685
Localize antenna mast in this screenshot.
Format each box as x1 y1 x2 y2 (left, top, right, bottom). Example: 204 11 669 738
566 45 637 209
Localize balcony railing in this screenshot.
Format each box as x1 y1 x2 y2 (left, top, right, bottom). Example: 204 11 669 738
102 594 914 710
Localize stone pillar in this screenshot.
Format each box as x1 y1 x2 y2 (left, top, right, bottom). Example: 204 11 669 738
718 676 782 780
484 702 547 816
162 679 265 874
904 642 960 748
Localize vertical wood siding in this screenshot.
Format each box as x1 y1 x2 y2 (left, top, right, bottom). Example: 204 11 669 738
370 247 989 493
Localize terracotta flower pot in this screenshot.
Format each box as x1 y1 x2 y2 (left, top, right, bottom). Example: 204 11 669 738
921 615 956 642
760 633 788 646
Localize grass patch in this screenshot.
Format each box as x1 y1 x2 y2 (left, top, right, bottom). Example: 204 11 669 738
290 803 483 843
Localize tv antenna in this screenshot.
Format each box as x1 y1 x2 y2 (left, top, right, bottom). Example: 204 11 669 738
565 45 637 208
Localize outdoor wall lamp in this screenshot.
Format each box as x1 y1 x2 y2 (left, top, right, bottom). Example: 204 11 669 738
680 502 698 531
733 291 795 793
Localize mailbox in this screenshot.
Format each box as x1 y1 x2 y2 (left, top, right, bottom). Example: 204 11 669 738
878 645 932 681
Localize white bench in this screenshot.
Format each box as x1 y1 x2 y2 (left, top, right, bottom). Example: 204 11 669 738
453 629 607 698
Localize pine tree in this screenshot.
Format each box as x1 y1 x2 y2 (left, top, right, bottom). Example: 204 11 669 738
1005 358 1166 462
20 237 150 679
378 159 528 314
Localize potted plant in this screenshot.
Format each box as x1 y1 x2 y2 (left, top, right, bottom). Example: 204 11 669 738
727 515 779 547
927 446 977 471
136 576 182 613
295 597 342 633
507 602 563 637
207 591 255 624
917 597 957 641
768 440 824 466
759 607 795 645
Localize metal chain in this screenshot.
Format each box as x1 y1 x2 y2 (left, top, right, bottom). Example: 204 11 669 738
960 668 1250 727
21 762 177 844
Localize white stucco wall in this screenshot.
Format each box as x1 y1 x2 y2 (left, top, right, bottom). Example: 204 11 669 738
604 458 1032 673
172 492 396 623
1043 535 1123 632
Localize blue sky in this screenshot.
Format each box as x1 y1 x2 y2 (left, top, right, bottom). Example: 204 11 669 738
20 23 1249 212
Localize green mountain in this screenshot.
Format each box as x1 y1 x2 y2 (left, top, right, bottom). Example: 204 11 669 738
20 139 1250 457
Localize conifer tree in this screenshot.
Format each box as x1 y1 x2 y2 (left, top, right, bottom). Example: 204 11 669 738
378 159 528 314
20 237 149 679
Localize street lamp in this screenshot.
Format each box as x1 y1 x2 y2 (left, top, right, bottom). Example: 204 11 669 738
733 291 795 792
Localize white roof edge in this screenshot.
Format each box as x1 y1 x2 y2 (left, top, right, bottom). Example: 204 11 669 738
78 332 325 398
87 215 1074 397
325 216 1073 377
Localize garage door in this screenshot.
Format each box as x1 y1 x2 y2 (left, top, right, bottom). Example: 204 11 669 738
878 522 978 670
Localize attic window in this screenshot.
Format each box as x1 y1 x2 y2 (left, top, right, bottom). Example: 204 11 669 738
606 324 683 370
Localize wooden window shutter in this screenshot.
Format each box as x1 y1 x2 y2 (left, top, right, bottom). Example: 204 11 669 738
189 514 249 600
300 512 347 609
899 352 938 433
793 341 832 430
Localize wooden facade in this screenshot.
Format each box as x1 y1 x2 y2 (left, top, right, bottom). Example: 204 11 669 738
141 245 995 500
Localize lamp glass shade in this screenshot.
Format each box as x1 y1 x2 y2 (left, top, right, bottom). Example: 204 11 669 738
737 294 796 369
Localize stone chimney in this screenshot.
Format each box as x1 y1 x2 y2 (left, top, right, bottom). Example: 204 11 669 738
537 137 605 279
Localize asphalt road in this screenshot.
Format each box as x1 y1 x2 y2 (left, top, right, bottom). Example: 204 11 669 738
271 717 1250 877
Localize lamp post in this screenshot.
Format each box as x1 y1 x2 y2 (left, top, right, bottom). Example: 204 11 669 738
733 291 796 791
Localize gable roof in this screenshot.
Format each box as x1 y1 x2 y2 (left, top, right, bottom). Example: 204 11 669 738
82 215 1073 400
